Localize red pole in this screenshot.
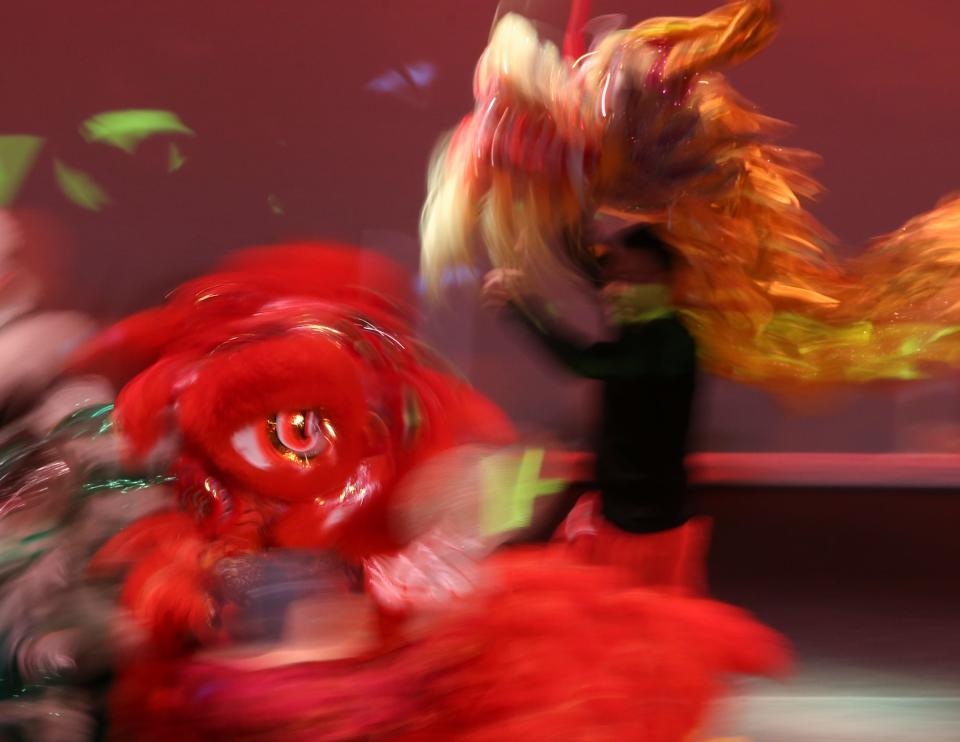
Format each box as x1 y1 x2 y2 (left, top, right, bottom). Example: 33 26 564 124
562 0 592 59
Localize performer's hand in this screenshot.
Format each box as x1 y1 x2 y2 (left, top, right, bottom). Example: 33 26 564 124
482 269 524 311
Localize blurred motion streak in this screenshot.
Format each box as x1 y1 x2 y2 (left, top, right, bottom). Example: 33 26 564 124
420 0 960 389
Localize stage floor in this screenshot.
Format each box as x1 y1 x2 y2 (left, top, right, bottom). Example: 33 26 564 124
700 487 960 741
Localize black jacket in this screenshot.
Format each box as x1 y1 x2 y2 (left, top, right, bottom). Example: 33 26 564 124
510 305 697 533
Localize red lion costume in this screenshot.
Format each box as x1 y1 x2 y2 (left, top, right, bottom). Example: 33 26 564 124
73 243 515 649
72 243 788 741
106 548 788 742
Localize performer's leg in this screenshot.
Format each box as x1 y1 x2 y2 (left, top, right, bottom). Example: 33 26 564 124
555 489 711 595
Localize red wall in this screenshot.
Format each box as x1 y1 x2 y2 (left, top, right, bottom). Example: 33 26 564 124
4 1 959 452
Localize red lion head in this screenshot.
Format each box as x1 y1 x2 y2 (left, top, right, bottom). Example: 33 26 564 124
75 243 513 648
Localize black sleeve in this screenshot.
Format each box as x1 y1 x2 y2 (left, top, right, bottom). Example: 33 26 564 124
505 302 650 380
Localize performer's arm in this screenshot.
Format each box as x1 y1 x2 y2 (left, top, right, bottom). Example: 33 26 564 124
506 300 645 380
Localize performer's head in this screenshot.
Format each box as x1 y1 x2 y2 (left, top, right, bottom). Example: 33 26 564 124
591 224 676 323
593 224 675 324
596 224 675 285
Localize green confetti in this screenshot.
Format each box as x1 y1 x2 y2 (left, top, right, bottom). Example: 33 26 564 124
481 448 566 536
80 109 194 154
19 526 62 545
0 135 44 206
0 524 62 579
53 160 110 211
168 143 187 172
51 403 114 438
81 473 175 495
268 194 284 215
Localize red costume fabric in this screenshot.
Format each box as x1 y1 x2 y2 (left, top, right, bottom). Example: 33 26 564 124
73 244 788 741
74 243 515 649
559 492 712 594
108 547 789 742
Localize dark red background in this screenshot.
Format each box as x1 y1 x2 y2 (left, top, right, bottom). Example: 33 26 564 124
4 0 959 453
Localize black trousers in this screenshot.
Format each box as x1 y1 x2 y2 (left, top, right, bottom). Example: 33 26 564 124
598 478 690 534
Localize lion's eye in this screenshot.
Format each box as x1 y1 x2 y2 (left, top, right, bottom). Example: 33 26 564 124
268 411 331 463
231 410 336 470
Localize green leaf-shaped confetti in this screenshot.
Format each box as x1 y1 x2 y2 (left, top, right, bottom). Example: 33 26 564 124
50 403 114 439
268 194 284 215
80 109 194 154
168 143 187 172
0 135 44 206
53 160 111 211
